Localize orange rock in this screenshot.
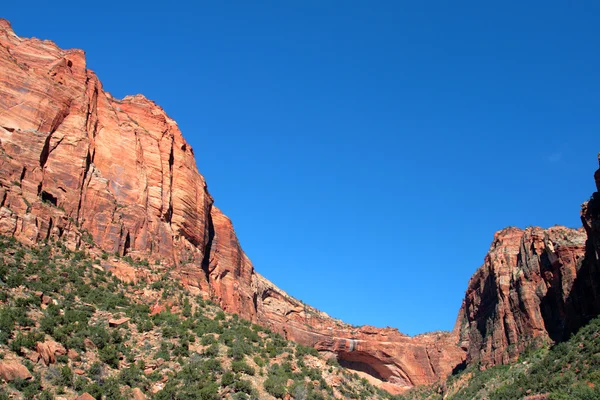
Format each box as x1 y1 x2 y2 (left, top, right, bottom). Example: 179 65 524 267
26 350 40 363
0 360 32 381
149 303 165 315
130 388 147 400
68 349 79 360
109 317 131 327
74 394 96 400
37 340 67 365
328 375 342 387
84 338 96 350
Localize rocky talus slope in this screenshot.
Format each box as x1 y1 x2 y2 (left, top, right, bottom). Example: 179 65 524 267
0 20 464 393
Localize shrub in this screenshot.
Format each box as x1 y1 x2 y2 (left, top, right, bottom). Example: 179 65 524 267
221 370 235 387
231 360 255 376
234 378 254 394
203 343 220 357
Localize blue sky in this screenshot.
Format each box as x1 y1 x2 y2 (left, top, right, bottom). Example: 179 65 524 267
3 2 599 335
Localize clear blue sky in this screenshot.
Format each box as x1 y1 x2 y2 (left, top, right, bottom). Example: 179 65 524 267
4 1 599 335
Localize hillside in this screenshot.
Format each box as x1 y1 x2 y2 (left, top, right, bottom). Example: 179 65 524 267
0 235 396 399
397 312 600 400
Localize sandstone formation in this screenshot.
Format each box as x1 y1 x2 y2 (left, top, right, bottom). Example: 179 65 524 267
458 156 600 368
0 359 32 381
458 226 586 366
576 156 600 331
131 387 148 400
36 339 68 366
0 19 465 391
3 18 600 393
108 317 131 327
73 394 95 400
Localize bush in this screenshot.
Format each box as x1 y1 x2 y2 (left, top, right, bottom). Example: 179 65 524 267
203 343 220 357
234 378 254 394
296 344 319 358
264 375 287 398
99 344 120 369
231 360 255 376
203 358 223 373
221 370 235 387
326 357 340 367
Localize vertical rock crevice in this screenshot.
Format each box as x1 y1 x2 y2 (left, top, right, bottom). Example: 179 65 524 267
75 151 92 222
123 232 131 256
200 205 215 286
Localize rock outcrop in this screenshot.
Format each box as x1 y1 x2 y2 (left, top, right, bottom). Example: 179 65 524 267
36 339 67 366
459 156 600 368
576 157 600 330
458 226 586 366
0 359 32 381
0 19 465 391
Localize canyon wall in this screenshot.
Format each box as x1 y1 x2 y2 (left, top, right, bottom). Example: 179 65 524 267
458 158 600 367
0 19 465 392
3 18 599 391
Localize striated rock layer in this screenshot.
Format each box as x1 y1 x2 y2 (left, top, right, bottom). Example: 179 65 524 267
458 157 600 368
0 20 465 391
457 226 587 366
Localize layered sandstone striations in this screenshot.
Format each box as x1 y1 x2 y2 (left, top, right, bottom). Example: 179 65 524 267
0 20 465 391
459 158 600 368
458 226 587 367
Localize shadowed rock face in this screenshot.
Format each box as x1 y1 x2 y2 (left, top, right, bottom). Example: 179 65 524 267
0 20 465 392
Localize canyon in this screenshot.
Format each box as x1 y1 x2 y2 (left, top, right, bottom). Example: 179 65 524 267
0 19 598 393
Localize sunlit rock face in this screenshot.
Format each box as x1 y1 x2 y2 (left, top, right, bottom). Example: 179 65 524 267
458 226 587 367
459 158 600 368
0 19 466 393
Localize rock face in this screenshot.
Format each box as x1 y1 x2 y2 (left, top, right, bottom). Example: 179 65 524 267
0 19 465 391
577 157 600 331
459 156 600 368
0 359 32 381
458 226 587 367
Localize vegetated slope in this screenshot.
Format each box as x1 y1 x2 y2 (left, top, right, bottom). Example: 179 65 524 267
0 235 401 399
395 312 600 400
0 18 464 393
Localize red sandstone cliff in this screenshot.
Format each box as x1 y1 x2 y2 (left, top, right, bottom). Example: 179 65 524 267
458 157 600 368
458 226 587 367
0 20 465 392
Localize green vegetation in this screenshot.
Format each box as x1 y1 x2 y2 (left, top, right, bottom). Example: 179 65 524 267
6 233 600 399
0 235 389 399
397 316 600 400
